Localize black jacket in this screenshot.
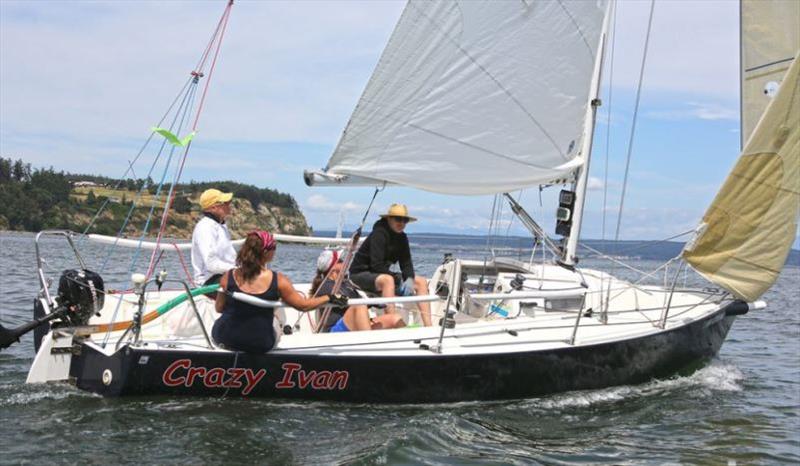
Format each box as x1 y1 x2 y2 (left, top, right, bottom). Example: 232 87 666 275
349 218 415 280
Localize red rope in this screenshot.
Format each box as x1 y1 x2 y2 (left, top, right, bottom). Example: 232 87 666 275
191 1 233 132
173 243 196 287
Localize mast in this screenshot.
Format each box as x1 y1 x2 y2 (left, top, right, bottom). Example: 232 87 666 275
562 2 613 266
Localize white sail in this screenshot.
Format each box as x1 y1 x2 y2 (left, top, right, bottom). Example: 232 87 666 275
310 0 609 195
740 0 799 146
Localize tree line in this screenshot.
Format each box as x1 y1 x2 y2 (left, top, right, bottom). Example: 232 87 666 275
0 157 301 234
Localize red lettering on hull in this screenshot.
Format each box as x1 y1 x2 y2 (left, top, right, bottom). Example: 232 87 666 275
161 359 265 396
275 362 349 391
161 360 349 394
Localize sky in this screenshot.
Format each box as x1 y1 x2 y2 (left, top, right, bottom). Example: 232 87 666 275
1 0 795 246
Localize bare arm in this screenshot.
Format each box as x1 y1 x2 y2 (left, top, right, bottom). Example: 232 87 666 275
215 271 229 313
277 272 330 311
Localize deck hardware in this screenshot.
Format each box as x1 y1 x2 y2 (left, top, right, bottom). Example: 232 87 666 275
102 369 113 386
439 311 456 329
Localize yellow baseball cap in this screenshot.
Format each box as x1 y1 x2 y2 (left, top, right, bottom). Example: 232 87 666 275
199 189 233 210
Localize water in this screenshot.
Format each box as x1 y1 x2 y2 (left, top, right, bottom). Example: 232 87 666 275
1 231 798 464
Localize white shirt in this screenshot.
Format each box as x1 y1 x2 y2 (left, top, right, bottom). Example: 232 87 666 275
191 215 236 284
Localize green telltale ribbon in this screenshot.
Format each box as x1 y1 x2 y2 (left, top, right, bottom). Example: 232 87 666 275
152 127 196 147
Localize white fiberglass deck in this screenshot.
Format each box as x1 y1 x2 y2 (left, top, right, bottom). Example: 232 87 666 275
78 259 727 358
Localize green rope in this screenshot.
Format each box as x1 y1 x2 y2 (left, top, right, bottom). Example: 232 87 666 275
155 284 219 316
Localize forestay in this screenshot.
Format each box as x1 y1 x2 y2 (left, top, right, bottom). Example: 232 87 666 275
740 0 799 146
311 0 609 195
683 54 799 302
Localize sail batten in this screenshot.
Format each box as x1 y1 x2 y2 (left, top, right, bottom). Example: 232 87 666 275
313 0 609 195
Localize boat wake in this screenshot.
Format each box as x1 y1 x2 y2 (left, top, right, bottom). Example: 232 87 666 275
525 359 744 411
1 382 97 406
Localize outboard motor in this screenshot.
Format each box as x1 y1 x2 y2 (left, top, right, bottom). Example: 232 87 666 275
55 269 105 327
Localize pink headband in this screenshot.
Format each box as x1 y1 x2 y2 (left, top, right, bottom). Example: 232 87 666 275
250 230 276 251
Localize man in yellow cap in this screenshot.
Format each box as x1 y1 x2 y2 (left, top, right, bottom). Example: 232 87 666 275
191 188 236 286
349 203 432 326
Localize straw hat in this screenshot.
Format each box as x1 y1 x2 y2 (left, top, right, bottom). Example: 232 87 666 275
379 203 417 222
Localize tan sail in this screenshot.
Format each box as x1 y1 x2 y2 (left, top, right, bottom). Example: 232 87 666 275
741 0 799 145
683 53 799 302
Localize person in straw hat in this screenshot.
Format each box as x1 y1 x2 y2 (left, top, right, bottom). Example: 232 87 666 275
349 204 432 327
191 188 236 286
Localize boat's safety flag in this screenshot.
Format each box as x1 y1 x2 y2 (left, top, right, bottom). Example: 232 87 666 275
683 52 800 302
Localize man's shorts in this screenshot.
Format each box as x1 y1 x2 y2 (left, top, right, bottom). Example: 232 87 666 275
349 271 402 295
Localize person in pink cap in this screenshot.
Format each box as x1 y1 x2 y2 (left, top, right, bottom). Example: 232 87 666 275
213 231 347 352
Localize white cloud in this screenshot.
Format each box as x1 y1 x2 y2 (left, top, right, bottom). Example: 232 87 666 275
0 1 748 240
303 194 361 213
607 1 738 98
587 177 604 191
646 102 738 122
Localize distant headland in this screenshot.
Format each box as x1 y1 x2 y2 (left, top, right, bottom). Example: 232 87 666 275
0 157 310 239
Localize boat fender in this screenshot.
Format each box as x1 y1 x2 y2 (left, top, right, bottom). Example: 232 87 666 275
723 300 750 317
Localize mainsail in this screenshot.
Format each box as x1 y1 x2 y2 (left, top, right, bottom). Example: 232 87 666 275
683 53 799 302
740 0 799 146
309 0 609 195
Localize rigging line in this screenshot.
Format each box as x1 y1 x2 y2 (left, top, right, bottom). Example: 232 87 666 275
80 76 194 240
142 83 199 256
613 0 655 243
100 81 199 274
145 82 202 278
403 2 567 160
588 228 694 259
194 1 234 74
141 2 233 259
505 189 524 237
101 140 188 345
601 0 617 241
191 0 233 132
313 186 382 333
144 3 234 274
480 194 500 282
170 243 195 286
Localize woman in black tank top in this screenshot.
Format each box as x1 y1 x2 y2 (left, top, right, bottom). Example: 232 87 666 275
212 231 348 353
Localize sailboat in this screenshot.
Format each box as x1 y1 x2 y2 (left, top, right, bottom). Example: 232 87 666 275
1 0 797 402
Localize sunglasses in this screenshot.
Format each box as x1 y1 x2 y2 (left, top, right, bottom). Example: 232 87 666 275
390 216 410 224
